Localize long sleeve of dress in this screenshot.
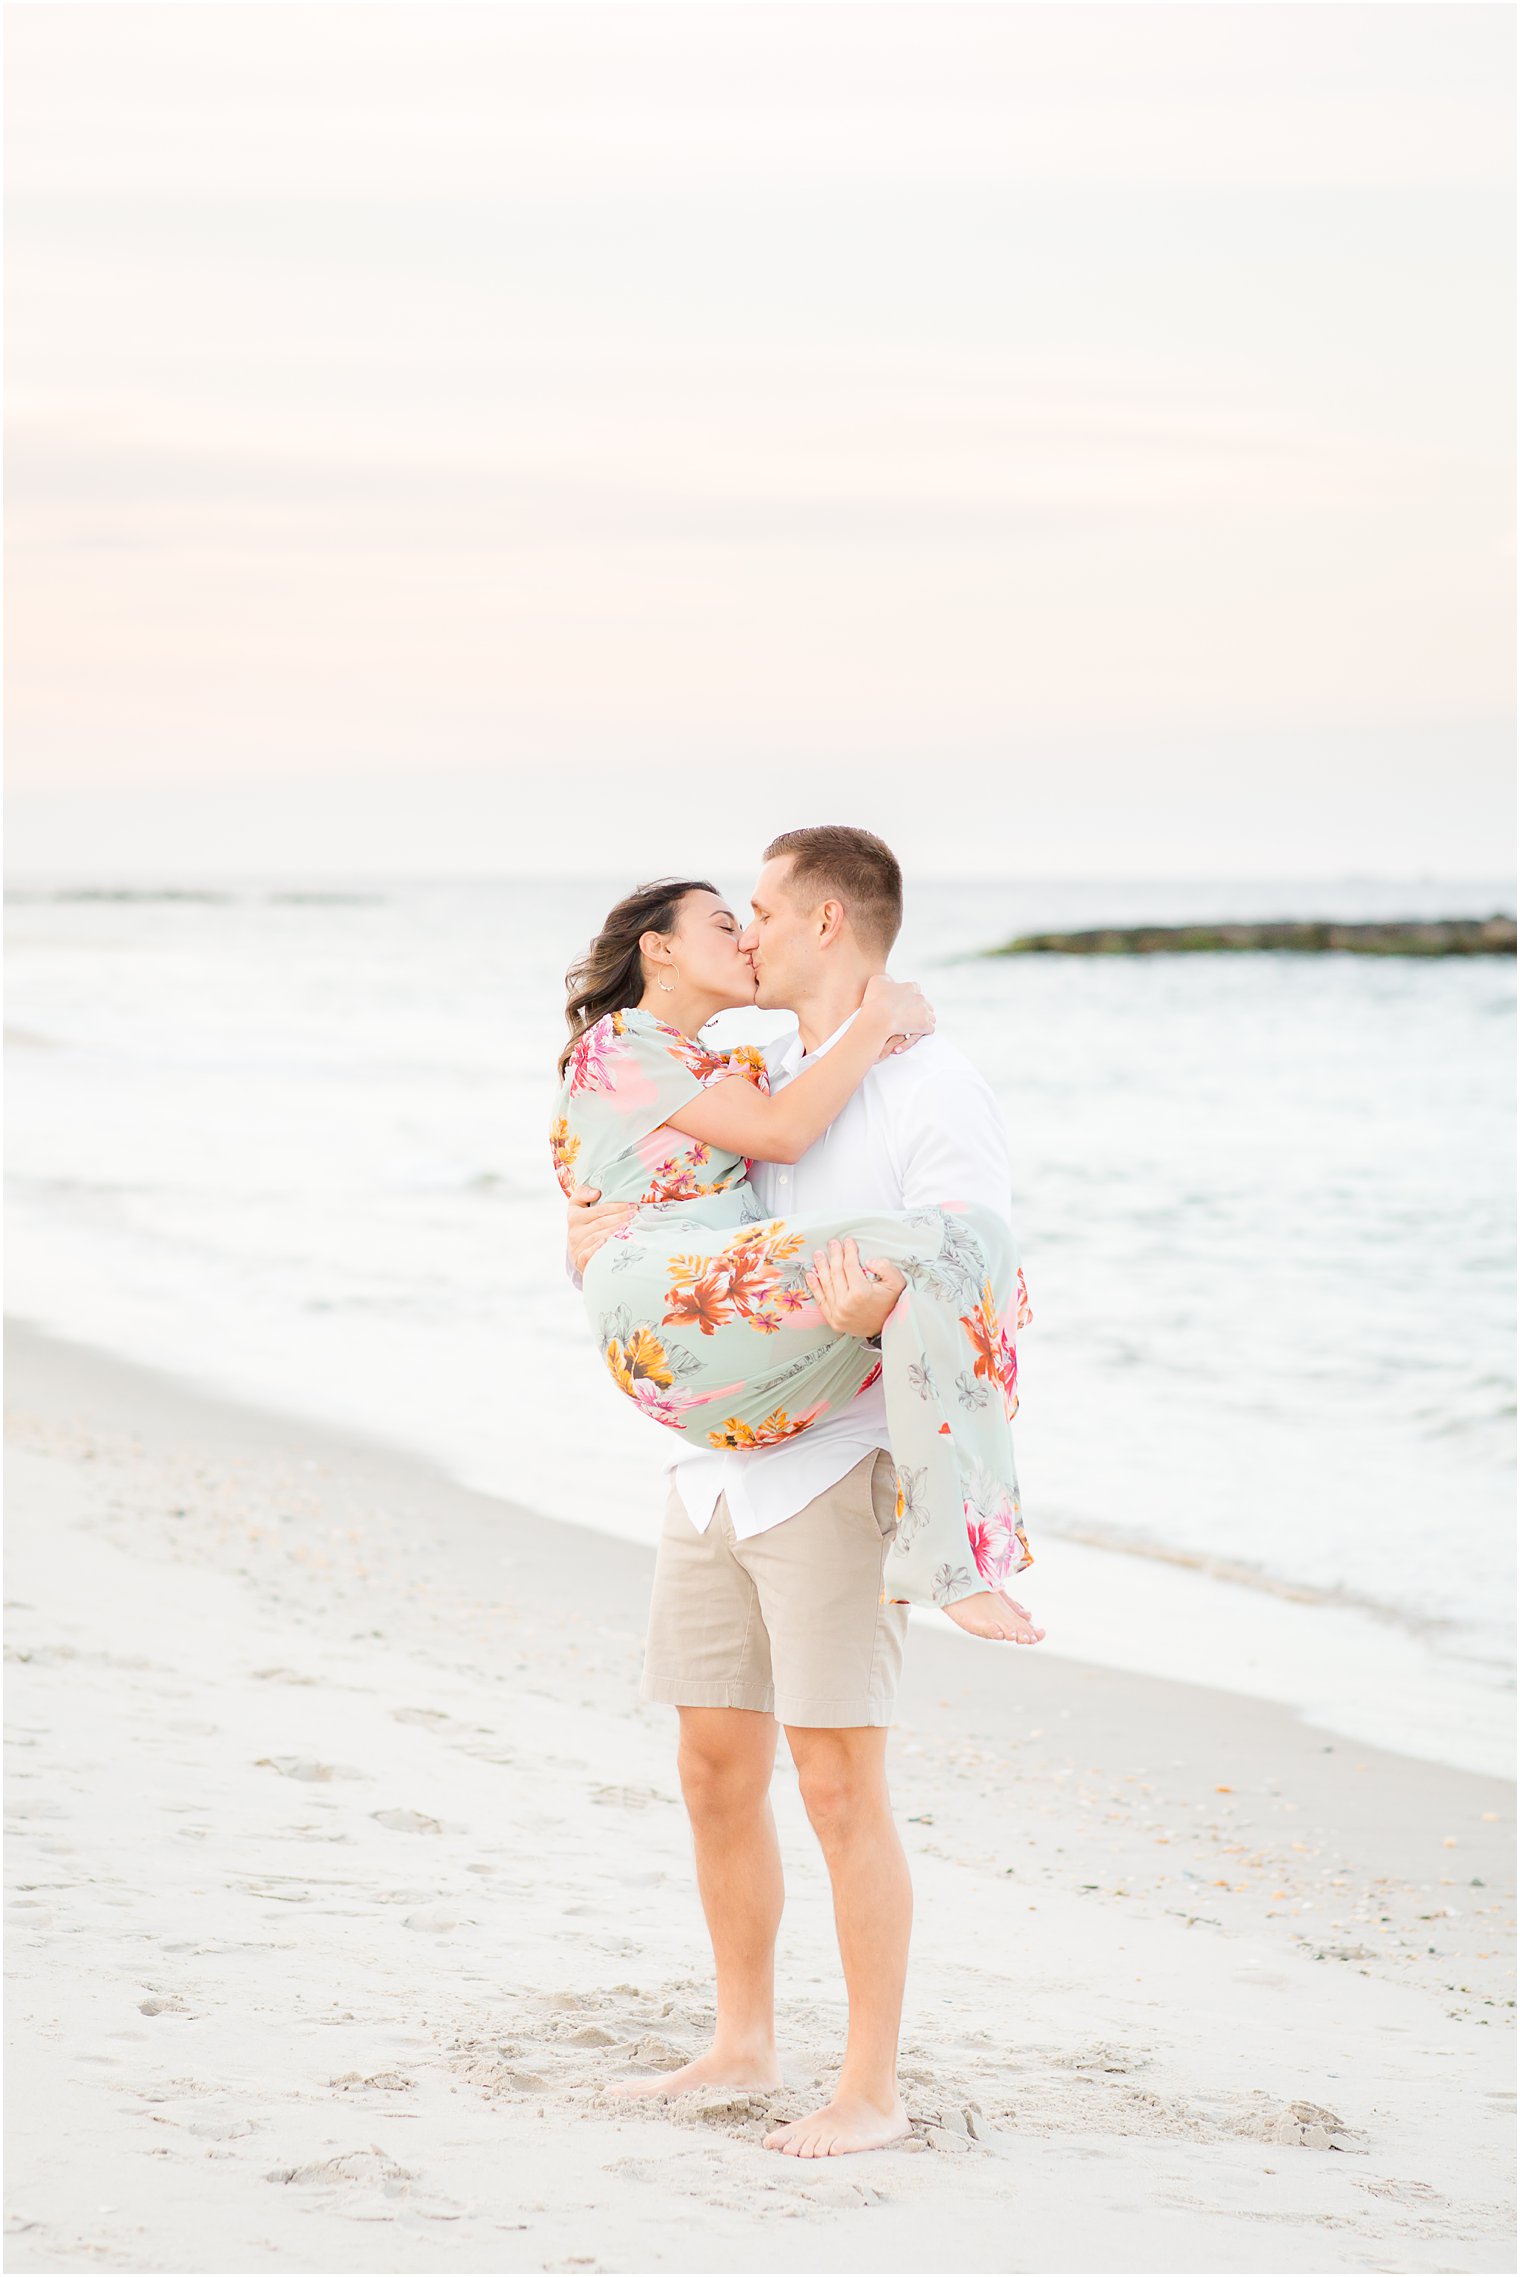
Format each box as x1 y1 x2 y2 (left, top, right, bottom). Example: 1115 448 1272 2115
869 1050 1033 1607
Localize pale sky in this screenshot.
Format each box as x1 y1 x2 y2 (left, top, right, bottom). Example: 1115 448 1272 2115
4 2 1515 880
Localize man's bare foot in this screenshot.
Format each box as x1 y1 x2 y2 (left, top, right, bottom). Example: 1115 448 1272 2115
942 1587 1045 1643
606 2044 781 2099
764 2087 911 2156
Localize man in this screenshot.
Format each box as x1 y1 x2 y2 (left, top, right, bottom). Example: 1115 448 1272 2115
565 824 1042 2159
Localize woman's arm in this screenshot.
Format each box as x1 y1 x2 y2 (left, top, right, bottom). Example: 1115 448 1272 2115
665 976 933 1166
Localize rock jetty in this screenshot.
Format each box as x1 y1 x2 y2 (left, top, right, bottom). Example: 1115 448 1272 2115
983 916 1516 958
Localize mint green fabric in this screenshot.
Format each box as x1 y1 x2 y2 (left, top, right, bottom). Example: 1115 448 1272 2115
553 1008 1032 1610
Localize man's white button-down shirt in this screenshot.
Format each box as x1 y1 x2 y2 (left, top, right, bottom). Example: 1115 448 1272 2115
665 1009 1016 1540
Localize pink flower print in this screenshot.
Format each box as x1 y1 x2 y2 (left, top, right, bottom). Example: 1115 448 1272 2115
642 1141 717 1203
963 1472 1033 1585
996 1326 1020 1420
628 1378 700 1430
966 1504 1019 1585
568 1018 620 1096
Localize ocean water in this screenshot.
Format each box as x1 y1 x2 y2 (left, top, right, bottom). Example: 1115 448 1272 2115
5 872 1515 1775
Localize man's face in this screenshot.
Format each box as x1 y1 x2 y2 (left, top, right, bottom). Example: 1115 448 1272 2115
739 856 826 1010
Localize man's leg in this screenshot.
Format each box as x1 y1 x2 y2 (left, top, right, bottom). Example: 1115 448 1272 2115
729 1449 914 2156
609 1705 784 2096
616 1479 788 2097
761 1722 913 2155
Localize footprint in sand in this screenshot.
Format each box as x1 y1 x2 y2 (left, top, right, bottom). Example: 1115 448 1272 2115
1244 2099 1366 2152
590 1784 675 1810
266 2147 415 2190
1358 2177 1444 2205
1048 2039 1152 2075
450 2054 552 2096
614 2034 695 2071
797 2175 883 2209
603 2148 758 2213
185 2114 256 2140
256 1757 363 1783
132 2076 218 2106
666 2090 782 2133
262 2143 462 2222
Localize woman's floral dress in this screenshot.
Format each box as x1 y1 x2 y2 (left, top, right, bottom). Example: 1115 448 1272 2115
552 1007 1033 1611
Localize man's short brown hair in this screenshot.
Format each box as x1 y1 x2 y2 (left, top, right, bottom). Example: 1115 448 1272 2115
761 824 904 954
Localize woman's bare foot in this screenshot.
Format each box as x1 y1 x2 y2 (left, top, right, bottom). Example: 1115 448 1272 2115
606 2043 781 2099
764 2087 911 2157
942 1588 1045 1643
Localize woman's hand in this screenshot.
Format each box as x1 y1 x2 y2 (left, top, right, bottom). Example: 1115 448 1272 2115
862 974 935 1057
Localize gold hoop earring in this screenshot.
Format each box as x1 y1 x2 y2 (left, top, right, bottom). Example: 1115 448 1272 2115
656 967 677 993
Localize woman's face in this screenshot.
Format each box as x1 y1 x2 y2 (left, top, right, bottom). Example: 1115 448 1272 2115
665 890 759 1008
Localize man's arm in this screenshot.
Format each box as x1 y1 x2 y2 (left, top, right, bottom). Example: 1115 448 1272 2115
895 1049 1013 1217
806 1046 1014 1338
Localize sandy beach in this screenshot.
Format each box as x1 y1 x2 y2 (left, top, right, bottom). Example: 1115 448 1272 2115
4 1316 1514 2274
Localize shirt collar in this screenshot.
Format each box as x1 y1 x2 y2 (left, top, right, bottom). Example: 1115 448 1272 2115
776 1007 861 1076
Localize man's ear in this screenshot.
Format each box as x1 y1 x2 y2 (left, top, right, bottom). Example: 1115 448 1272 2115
815 898 847 948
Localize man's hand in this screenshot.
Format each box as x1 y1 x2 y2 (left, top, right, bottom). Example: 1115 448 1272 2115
804 1238 907 1339
567 1182 635 1276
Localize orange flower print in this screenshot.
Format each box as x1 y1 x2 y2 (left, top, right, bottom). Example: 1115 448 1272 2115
662 1273 732 1337
718 1242 785 1328
959 1277 1004 1388
550 1115 581 1196
706 1405 820 1450
663 1222 807 1336
603 1323 703 1429
958 1275 1023 1417
666 1034 770 1092
604 1323 675 1396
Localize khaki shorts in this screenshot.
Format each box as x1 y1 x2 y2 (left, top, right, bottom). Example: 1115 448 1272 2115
638 1449 910 1729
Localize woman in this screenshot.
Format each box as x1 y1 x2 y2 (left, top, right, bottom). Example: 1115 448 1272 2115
552 877 1035 1615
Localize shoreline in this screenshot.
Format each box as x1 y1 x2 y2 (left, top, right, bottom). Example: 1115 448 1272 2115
5 1315 1515 2272
5 1298 1509 1783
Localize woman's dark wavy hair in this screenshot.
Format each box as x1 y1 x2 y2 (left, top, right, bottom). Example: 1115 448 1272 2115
559 877 717 1078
